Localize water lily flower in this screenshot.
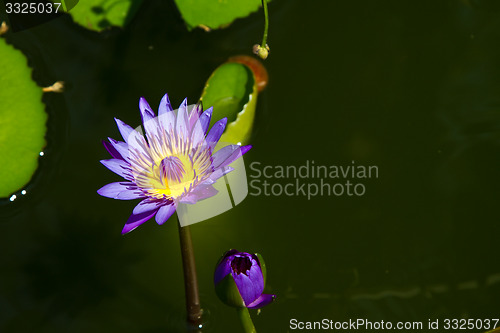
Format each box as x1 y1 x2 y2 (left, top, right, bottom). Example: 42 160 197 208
97 94 251 234
214 249 275 309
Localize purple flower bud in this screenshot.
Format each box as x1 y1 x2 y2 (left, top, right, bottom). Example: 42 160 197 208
214 250 275 309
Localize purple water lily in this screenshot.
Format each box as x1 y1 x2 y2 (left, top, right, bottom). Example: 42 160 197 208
97 94 251 234
214 250 275 309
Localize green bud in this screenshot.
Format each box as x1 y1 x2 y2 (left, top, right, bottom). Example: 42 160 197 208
253 44 270 60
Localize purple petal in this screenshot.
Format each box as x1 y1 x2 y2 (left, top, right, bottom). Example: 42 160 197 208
188 103 202 130
114 118 134 143
107 138 130 160
139 97 159 141
122 210 157 234
155 203 176 225
190 120 205 148
158 93 173 116
114 118 148 151
232 258 264 306
212 145 239 168
198 107 213 134
223 249 240 258
215 145 252 169
176 98 189 139
214 253 237 285
179 185 218 204
158 107 176 134
132 198 164 215
139 97 155 122
206 166 234 183
102 140 122 160
246 294 275 309
100 159 132 180
116 190 145 200
240 145 252 156
97 182 145 200
205 118 227 147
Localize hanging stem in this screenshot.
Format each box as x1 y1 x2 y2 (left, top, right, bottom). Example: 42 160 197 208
260 0 269 48
177 216 203 329
237 307 257 333
253 0 270 59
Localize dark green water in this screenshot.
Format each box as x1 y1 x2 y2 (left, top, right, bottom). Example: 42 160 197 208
1 0 500 332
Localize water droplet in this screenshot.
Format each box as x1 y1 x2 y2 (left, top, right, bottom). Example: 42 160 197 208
39 151 45 156
9 195 16 201
21 190 26 195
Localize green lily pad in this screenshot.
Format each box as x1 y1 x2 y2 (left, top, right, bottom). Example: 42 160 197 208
66 0 143 31
0 38 47 198
200 62 257 145
174 0 270 31
57 0 79 11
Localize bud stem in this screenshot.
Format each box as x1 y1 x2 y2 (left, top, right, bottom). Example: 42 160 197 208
260 0 269 48
177 216 203 330
237 307 257 333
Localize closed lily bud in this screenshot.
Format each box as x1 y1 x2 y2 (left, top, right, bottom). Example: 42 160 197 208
253 44 270 60
214 249 275 309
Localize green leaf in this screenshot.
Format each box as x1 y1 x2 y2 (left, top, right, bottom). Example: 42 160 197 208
58 0 79 12
200 62 257 145
66 0 143 31
174 0 269 31
0 38 47 198
255 253 266 286
215 273 245 308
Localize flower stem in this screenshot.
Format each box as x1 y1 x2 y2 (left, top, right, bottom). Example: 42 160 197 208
260 0 269 48
177 217 203 330
237 307 257 333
